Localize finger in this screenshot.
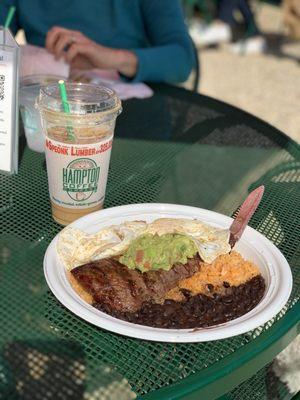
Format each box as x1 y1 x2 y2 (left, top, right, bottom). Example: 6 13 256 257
73 32 91 45
65 43 87 64
46 26 68 53
53 32 75 59
71 55 94 70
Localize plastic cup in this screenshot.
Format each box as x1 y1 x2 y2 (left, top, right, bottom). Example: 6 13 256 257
37 82 122 226
19 75 65 152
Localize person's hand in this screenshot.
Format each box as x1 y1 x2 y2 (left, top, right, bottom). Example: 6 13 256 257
46 27 92 61
46 26 111 70
45 26 138 77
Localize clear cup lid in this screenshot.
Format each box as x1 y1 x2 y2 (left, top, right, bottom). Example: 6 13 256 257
20 74 66 88
37 82 121 115
20 75 67 100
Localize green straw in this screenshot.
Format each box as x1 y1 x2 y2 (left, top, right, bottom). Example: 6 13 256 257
4 6 16 29
58 80 76 141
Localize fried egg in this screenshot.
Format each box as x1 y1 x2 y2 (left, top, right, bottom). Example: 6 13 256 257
58 221 147 270
57 218 231 270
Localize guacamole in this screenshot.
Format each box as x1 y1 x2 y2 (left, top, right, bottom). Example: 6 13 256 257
119 233 198 272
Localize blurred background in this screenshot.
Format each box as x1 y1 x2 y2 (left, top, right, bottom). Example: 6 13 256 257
15 0 300 143
182 0 300 143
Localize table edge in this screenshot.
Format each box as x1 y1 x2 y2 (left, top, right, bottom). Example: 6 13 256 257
141 301 300 400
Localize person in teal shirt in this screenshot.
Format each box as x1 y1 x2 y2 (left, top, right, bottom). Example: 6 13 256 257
2 0 195 83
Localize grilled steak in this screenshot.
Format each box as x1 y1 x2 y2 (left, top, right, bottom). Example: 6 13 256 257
71 255 200 313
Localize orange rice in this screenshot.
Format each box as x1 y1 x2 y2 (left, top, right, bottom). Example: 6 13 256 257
166 251 260 301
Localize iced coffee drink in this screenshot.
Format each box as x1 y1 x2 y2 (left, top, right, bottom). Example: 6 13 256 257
38 82 122 225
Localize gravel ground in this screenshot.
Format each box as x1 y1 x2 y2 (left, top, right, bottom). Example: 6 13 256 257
197 3 300 143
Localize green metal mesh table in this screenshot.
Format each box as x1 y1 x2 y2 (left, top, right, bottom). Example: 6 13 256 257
0 84 299 399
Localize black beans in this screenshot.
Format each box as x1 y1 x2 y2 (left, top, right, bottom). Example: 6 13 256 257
206 284 214 292
180 289 192 299
222 297 233 305
94 275 266 329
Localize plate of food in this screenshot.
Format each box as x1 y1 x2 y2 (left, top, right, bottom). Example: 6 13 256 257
44 187 293 342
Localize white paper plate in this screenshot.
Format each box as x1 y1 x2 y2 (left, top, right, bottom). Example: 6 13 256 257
44 203 293 342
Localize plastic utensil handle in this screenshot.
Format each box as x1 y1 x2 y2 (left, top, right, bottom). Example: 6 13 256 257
229 185 265 247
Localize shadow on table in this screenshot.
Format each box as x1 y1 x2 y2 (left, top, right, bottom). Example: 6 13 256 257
0 239 137 400
18 132 27 166
1 340 85 399
109 83 298 220
18 114 27 165
115 86 290 152
116 93 173 141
